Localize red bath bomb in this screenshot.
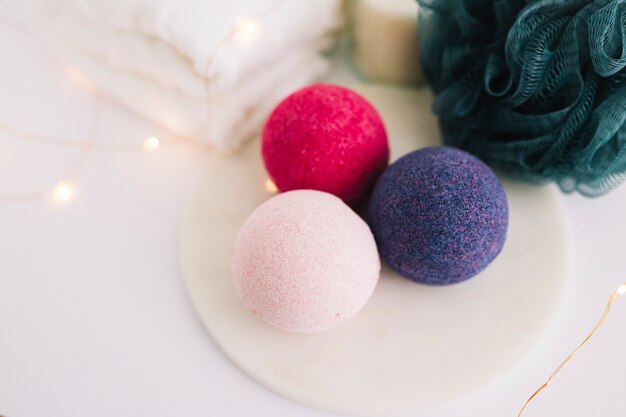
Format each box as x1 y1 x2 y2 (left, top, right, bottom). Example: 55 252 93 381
262 83 389 206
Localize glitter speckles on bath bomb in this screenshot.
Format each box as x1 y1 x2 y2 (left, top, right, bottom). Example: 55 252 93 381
368 147 508 285
262 83 389 207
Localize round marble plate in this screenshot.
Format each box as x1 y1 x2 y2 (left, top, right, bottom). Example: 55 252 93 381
179 84 571 415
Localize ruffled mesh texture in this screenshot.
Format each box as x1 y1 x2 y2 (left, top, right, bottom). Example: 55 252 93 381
419 0 626 196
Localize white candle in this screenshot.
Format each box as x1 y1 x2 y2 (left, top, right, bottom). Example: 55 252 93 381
351 0 425 85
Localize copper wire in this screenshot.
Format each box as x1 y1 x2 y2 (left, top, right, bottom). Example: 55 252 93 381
1 10 626 417
0 97 101 202
0 3 286 202
517 283 626 417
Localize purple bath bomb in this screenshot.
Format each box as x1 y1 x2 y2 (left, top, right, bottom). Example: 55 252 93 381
368 147 508 285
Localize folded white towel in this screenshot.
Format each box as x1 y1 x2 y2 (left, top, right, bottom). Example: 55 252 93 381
63 45 329 149
36 0 343 150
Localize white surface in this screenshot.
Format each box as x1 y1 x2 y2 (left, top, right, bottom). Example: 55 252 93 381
1 4 626 417
179 84 569 415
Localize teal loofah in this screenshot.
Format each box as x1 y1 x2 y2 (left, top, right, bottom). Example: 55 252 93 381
418 0 626 196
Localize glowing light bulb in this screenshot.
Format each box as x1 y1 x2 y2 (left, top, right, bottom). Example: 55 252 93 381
53 181 74 202
236 18 259 43
143 136 160 152
265 179 278 193
65 65 94 91
617 284 626 296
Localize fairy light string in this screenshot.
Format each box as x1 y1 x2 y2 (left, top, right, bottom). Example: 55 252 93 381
0 4 279 203
0 96 101 203
201 0 286 97
1 7 625 417
518 282 626 417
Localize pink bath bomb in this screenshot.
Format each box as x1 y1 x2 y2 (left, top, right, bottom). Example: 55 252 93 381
232 190 380 333
262 83 389 206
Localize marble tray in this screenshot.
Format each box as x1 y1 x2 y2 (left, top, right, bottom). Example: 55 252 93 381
179 84 570 415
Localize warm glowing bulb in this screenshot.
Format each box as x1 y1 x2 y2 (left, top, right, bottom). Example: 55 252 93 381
143 136 160 152
53 181 74 202
617 284 626 296
265 179 278 193
236 18 259 42
65 65 94 91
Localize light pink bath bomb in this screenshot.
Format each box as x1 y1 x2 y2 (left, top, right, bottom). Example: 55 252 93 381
232 190 380 333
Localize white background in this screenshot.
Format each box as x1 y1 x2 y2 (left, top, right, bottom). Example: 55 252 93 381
1 3 625 417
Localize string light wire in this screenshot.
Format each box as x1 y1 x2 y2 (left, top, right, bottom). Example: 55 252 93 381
0 97 101 202
517 282 626 417
2 11 626 417
0 3 283 202
201 0 286 97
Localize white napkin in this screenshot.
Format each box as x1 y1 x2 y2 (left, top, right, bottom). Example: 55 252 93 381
36 0 343 150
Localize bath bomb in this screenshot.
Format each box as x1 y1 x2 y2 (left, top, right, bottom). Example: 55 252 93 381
368 147 508 285
232 190 380 332
262 83 389 206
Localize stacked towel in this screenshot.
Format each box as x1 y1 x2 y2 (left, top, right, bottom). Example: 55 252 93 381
36 0 343 151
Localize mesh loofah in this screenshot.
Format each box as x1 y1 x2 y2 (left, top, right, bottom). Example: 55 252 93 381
418 0 626 196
